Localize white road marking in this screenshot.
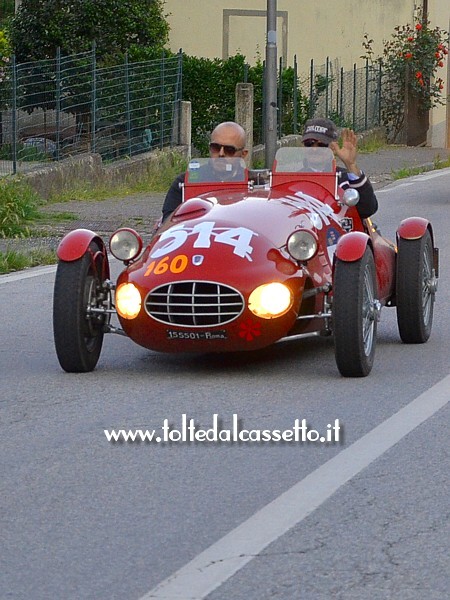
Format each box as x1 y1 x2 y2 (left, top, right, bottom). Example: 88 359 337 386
0 264 57 284
141 374 450 600
0 256 121 285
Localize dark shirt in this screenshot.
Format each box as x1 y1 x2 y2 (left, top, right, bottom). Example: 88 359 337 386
162 172 185 222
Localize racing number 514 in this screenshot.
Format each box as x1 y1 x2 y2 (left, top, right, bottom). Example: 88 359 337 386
150 221 257 261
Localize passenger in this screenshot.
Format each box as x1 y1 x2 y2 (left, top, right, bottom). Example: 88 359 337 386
302 117 378 218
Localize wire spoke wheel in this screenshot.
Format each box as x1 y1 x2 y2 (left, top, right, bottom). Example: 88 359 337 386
53 242 109 372
396 230 436 343
333 248 378 377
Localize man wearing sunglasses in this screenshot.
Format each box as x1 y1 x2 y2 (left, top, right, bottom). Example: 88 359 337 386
161 121 248 222
302 117 378 219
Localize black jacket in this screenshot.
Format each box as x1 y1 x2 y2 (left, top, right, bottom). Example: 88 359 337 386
337 168 378 219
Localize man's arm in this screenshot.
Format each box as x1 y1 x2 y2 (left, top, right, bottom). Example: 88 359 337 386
330 128 378 219
338 169 378 218
162 173 185 222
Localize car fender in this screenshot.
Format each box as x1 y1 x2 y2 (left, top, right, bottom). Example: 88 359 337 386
57 229 108 270
397 217 432 242
334 231 371 262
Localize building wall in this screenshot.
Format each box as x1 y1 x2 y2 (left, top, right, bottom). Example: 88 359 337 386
164 0 416 72
427 0 450 147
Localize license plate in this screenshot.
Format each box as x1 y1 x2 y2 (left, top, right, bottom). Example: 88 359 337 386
166 330 228 341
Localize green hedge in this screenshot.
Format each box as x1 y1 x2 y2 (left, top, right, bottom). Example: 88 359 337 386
181 53 309 154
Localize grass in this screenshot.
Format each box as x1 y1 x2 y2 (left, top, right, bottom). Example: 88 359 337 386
0 153 187 273
0 248 57 274
0 178 42 238
392 154 450 180
47 153 188 203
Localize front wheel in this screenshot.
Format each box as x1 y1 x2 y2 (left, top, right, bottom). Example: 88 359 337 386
333 248 379 377
53 242 109 372
396 230 436 343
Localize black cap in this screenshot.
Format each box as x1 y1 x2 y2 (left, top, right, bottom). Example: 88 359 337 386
302 118 338 145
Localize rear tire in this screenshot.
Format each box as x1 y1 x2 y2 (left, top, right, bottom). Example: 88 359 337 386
53 243 108 372
396 230 435 343
333 248 378 377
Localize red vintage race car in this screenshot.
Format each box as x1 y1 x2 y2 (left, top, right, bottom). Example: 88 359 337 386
53 147 439 376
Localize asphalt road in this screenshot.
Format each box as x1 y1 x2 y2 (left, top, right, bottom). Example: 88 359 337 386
1 169 449 600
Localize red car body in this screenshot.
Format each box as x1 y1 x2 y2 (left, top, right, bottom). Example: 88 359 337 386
53 147 438 376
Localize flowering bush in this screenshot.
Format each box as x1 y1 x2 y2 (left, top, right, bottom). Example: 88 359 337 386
362 15 448 142
0 29 11 85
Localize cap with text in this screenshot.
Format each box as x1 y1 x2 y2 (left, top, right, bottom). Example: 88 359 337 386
302 118 339 145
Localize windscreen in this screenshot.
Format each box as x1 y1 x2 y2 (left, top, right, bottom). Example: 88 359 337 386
185 157 248 184
274 147 335 173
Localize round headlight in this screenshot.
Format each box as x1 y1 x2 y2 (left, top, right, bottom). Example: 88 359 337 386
109 228 143 261
287 230 318 261
115 283 142 319
248 282 293 319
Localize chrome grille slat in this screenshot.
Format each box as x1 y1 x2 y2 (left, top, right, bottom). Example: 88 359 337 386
145 280 244 327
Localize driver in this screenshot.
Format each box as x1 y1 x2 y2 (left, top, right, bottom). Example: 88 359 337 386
161 121 249 222
302 117 378 219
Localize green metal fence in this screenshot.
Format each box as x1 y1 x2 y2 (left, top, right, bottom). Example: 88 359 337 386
307 57 382 131
0 48 183 175
256 56 382 145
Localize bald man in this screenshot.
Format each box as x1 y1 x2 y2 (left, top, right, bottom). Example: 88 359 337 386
161 121 249 222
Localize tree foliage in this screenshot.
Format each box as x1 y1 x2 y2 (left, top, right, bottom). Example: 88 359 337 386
9 0 169 62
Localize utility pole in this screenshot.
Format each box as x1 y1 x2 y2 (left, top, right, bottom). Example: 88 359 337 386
264 0 278 169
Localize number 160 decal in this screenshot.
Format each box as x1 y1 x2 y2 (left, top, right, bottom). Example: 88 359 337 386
150 221 258 262
145 254 188 277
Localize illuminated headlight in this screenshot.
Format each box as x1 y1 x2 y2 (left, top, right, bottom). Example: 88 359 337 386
109 228 143 262
116 283 141 319
287 230 318 261
248 282 293 319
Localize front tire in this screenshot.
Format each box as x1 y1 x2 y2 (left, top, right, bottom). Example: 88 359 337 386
53 243 108 372
396 230 436 343
333 248 378 377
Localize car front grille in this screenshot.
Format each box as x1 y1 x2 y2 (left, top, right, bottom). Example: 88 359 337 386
145 281 244 327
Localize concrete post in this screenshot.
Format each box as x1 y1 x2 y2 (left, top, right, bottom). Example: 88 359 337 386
174 100 192 159
235 83 254 166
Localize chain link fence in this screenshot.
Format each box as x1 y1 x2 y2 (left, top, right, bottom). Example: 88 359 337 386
0 48 183 175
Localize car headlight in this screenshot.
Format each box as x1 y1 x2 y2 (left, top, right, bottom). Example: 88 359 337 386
116 283 141 319
109 228 143 262
286 230 318 261
248 282 293 319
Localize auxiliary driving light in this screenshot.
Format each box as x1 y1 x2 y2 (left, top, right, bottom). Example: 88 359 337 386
287 230 318 261
109 228 143 262
248 282 293 319
115 283 142 319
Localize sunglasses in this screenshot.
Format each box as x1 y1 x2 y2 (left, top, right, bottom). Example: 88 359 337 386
304 140 328 148
209 142 244 156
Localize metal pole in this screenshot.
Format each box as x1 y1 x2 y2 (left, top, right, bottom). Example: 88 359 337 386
91 41 97 154
293 55 298 134
55 47 61 161
124 52 132 156
264 0 277 169
12 54 17 174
